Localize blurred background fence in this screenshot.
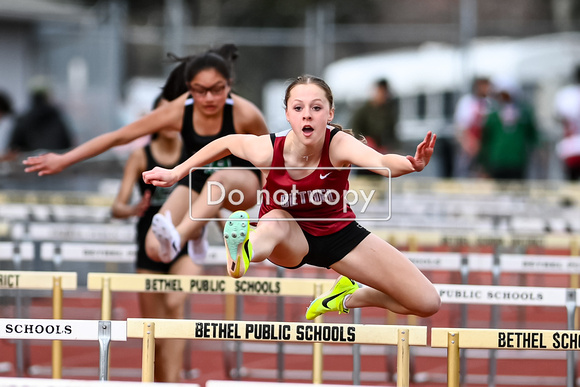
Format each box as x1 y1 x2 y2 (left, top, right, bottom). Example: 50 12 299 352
2 0 580 190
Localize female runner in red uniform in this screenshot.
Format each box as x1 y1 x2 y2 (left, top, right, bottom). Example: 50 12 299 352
142 74 440 320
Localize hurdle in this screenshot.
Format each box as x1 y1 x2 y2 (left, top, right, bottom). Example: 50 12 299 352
435 283 576 386
40 242 137 276
127 318 427 386
206 381 367 387
432 327 580 387
0 271 77 378
0 376 198 386
88 273 416 383
40 242 136 265
87 273 342 381
10 222 136 243
0 318 126 381
86 273 336 320
374 228 580 252
0 245 34 377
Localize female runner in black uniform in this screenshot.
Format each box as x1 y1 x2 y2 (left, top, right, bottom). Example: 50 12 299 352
111 94 198 382
23 44 269 264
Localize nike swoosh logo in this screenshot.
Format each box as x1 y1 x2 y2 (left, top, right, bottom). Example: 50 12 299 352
243 240 251 261
320 172 332 179
321 290 346 309
171 242 179 254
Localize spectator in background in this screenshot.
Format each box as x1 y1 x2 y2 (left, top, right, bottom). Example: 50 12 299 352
8 88 73 153
350 78 400 154
0 90 12 119
554 64 580 181
477 77 539 180
453 76 492 177
0 91 15 160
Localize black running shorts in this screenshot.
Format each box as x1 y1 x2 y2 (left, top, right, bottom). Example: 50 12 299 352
283 221 371 269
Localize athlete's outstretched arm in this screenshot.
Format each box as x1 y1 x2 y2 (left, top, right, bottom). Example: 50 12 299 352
330 131 436 177
111 148 151 219
231 94 270 136
22 96 185 176
143 134 272 187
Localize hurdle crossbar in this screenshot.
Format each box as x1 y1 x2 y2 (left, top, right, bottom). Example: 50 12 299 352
432 328 580 387
40 242 137 264
0 376 198 387
11 222 135 243
0 242 34 262
0 271 77 379
0 271 76 291
374 229 580 250
87 273 337 320
127 318 426 386
88 273 340 382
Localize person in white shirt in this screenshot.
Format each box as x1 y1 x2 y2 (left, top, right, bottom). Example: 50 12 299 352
554 65 580 181
453 77 492 177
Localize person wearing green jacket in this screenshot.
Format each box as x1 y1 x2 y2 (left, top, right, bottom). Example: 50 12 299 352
478 78 539 180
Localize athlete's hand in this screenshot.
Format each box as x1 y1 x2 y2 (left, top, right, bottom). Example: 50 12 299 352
407 131 436 172
22 153 67 176
142 166 179 187
134 190 151 217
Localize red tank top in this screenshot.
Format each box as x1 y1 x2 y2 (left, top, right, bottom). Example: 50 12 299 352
259 128 356 236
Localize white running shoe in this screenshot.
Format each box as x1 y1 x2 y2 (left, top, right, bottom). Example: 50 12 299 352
151 211 181 263
188 226 209 264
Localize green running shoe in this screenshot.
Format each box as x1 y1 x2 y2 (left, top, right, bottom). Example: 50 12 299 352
306 276 359 320
223 210 253 278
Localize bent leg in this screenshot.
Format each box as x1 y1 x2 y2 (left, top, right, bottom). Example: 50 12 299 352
249 209 308 268
145 185 196 261
178 169 260 237
331 234 440 317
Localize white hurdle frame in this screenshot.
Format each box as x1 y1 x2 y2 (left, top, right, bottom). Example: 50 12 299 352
0 319 126 381
436 283 577 387
0 271 77 379
126 318 427 386
0 376 198 387
40 242 137 267
0 242 36 375
432 327 580 387
87 273 340 382
10 222 136 243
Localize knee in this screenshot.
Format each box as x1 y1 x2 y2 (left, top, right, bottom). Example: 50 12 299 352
164 295 186 318
415 288 441 318
258 213 291 237
145 236 160 261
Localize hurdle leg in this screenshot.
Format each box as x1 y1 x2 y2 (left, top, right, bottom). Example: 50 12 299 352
385 311 397 382
98 321 112 381
570 239 579 330
396 328 410 387
142 322 155 382
447 332 460 387
52 276 63 379
312 283 323 384
352 308 362 385
101 276 112 321
276 266 285 382
566 289 577 387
